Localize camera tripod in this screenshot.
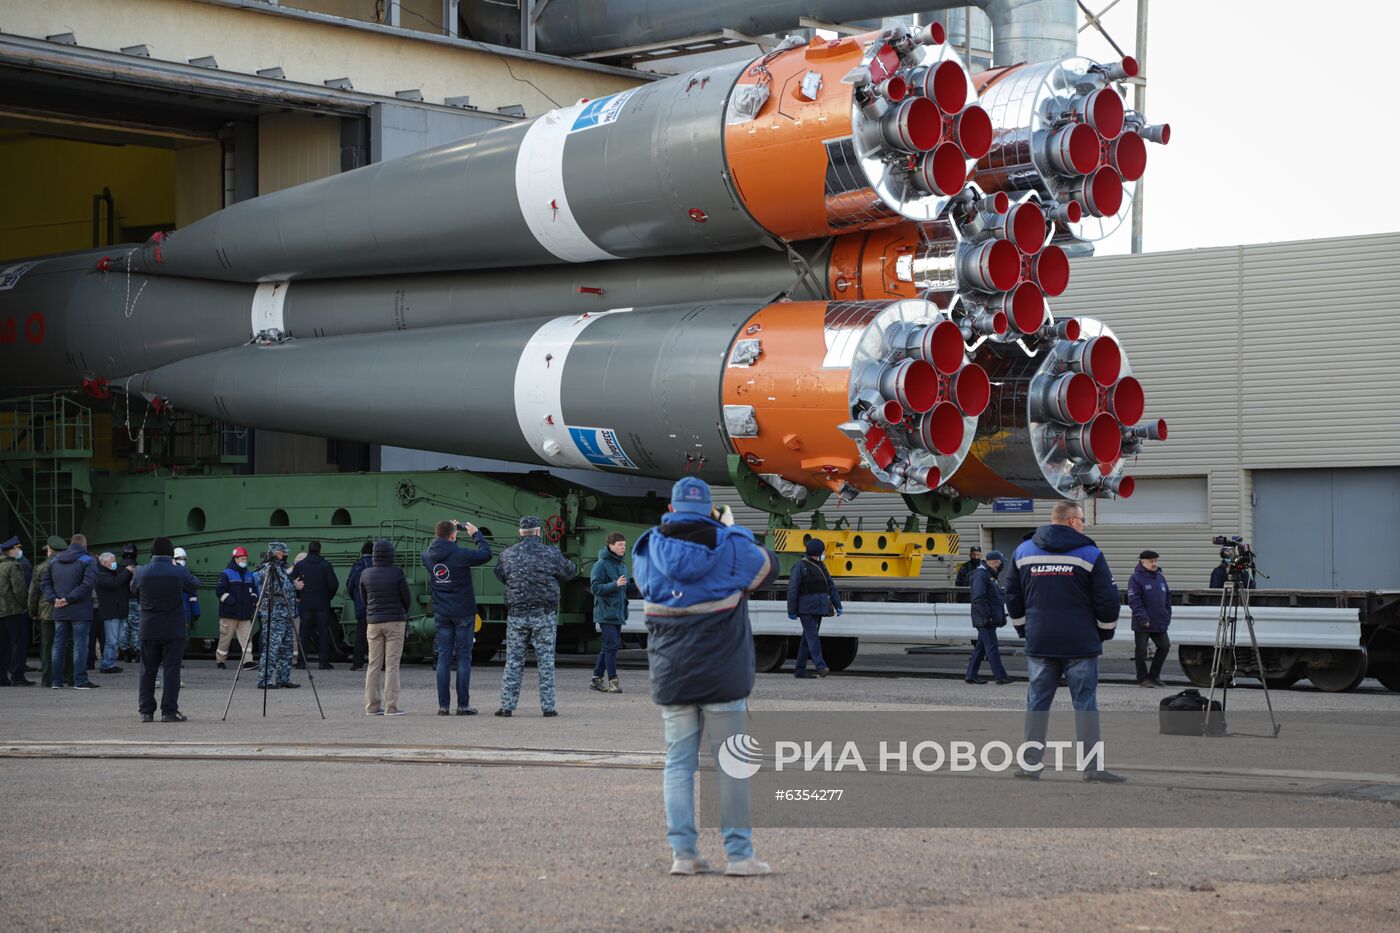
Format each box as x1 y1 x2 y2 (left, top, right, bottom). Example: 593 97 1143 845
1204 574 1280 737
221 557 325 720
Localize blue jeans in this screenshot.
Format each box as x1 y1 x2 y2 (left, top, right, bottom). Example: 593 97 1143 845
965 627 1009 681
1023 655 1102 771
593 624 621 678
52 620 91 687
435 617 474 710
661 699 753 862
794 615 827 673
100 618 123 670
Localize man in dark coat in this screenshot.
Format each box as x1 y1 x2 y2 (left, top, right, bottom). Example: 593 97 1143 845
1128 549 1172 686
633 477 778 878
42 533 99 690
131 536 199 721
1209 560 1255 590
423 519 492 715
954 547 984 587
290 541 341 669
785 538 842 679
1005 501 1125 783
93 551 131 674
358 539 412 716
965 550 1012 685
589 531 630 694
29 537 65 687
345 541 374 671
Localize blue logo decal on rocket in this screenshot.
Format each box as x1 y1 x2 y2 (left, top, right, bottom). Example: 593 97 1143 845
568 427 638 470
571 91 636 132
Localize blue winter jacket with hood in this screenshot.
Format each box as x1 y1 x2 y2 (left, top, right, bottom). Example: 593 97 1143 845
42 543 97 622
633 512 778 706
1005 524 1121 658
422 532 492 620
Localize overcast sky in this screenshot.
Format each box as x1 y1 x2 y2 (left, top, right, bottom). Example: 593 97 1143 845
1078 0 1400 255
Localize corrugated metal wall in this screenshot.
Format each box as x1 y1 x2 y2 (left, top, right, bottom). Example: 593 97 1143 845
715 232 1400 590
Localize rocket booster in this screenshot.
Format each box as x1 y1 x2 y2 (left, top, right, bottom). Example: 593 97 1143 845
131 25 994 283
132 299 989 499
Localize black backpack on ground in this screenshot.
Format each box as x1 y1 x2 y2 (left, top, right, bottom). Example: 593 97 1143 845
1159 688 1226 736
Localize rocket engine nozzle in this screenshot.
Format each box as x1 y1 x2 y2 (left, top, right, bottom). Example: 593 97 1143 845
880 96 943 152
1045 123 1101 177
1125 418 1168 442
1030 244 1070 297
1069 88 1125 140
1100 473 1135 498
912 143 969 196
877 357 941 414
1066 334 1122 387
1033 371 1098 425
1107 376 1145 426
1137 123 1171 145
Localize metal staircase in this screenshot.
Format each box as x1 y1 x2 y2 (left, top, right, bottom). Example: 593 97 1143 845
0 394 93 545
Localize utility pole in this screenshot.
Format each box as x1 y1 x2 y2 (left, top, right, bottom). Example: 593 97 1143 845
1130 0 1148 254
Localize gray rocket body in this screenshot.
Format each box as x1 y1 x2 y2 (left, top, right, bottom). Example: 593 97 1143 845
133 305 755 485
135 63 764 283
0 246 817 396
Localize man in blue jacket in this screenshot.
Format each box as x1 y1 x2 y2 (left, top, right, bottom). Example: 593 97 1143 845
633 477 778 878
42 533 99 690
1128 549 1172 687
965 550 1013 685
1005 501 1125 783
423 519 492 715
131 536 199 722
785 538 842 679
589 532 630 694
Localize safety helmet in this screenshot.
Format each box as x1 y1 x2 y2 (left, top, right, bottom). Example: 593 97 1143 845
173 547 188 559
231 546 249 558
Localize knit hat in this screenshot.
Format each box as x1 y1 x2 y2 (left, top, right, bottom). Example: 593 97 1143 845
518 515 541 531
150 536 174 557
1139 549 1159 560
670 476 713 514
47 535 68 551
268 541 288 554
805 538 825 557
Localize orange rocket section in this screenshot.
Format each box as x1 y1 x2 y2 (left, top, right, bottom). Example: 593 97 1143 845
723 37 871 242
722 301 879 494
827 224 923 301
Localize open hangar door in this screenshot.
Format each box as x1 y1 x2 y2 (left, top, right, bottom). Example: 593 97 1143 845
0 64 265 262
1252 468 1400 591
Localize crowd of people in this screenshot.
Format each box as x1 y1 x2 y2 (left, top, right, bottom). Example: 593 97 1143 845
5 480 1221 875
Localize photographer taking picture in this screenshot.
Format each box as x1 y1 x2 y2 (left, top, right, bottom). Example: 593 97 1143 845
423 519 492 716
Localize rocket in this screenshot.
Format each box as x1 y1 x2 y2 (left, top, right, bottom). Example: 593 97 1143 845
0 24 1168 507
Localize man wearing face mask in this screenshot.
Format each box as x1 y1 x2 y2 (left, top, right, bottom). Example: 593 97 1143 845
785 538 843 679
215 547 259 671
93 551 131 674
256 542 300 690
0 536 33 686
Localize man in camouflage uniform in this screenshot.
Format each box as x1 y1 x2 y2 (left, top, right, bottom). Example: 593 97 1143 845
494 515 575 717
119 543 141 663
256 542 300 690
0 536 33 686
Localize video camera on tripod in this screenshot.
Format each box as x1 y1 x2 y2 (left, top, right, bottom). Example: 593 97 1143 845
1205 534 1280 738
1213 535 1255 576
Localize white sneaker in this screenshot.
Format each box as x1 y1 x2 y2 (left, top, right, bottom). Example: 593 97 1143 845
669 857 711 876
724 858 772 877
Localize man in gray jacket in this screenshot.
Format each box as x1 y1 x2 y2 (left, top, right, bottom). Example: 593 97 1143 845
494 516 575 717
